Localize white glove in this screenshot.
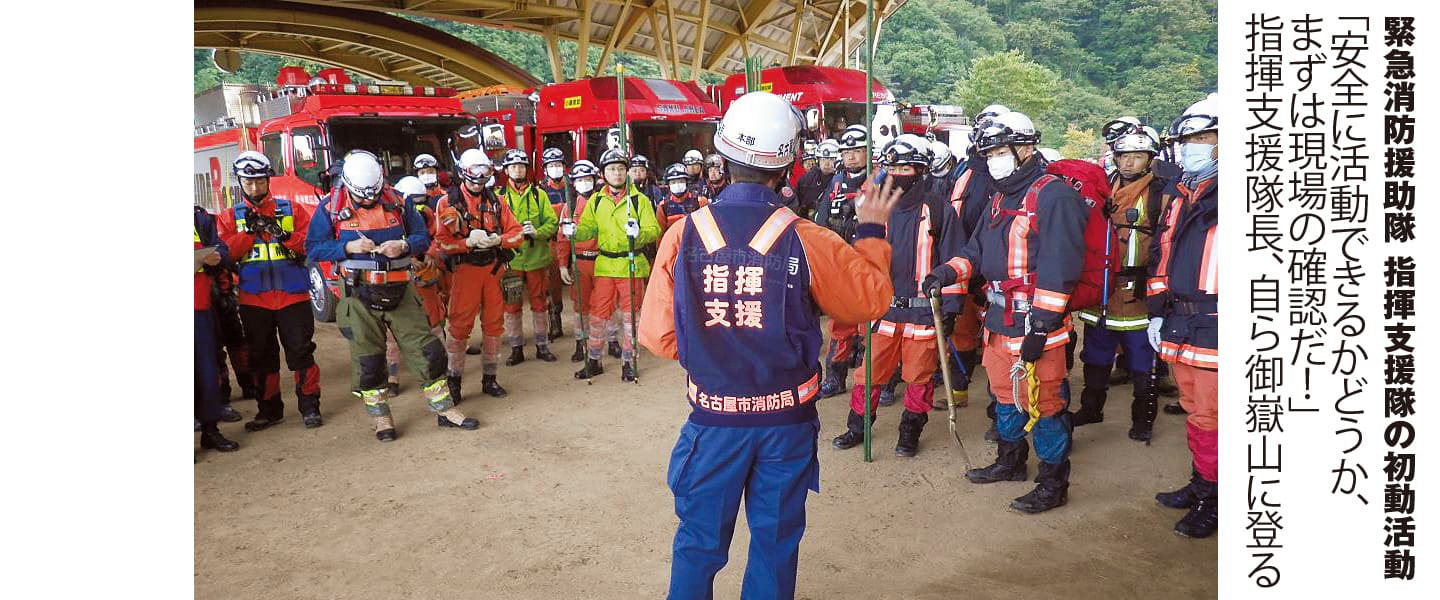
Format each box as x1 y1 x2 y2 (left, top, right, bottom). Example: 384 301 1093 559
475 233 502 249
559 266 573 285
625 218 640 239
465 229 489 248
1147 317 1164 353
521 222 538 237
560 220 577 238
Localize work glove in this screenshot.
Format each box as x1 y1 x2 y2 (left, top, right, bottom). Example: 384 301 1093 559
521 221 538 238
265 220 291 242
921 264 957 299
1147 317 1165 353
245 214 274 235
466 229 489 248
559 266 573 285
941 312 957 338
475 233 502 249
560 220 577 238
625 218 640 239
1020 330 1047 363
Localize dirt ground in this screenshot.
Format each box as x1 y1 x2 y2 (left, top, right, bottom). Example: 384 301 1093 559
195 321 1217 599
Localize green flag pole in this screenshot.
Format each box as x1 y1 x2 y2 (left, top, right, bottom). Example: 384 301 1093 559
862 0 875 463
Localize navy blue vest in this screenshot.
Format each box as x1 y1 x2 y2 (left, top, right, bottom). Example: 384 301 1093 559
674 183 820 427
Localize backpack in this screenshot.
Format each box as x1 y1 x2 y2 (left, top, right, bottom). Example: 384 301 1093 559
1044 159 1120 312
988 159 1120 316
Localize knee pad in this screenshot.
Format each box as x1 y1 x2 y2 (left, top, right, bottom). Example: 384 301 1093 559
358 354 387 390
421 338 447 380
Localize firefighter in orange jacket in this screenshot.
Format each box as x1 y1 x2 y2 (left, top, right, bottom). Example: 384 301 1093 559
923 111 1086 514
831 134 967 458
435 149 524 401
656 163 708 232
216 151 323 431
639 91 899 599
1149 94 1220 538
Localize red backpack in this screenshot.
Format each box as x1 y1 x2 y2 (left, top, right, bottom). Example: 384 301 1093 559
988 159 1120 317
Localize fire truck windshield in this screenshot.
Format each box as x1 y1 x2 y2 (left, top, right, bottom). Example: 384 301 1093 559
326 116 477 182
586 121 718 168
820 102 867 140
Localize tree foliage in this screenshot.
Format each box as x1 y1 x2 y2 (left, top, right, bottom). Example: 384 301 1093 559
192 0 1217 156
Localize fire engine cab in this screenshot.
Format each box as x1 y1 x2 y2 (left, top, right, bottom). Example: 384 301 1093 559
463 77 721 172
899 104 974 161
194 66 479 321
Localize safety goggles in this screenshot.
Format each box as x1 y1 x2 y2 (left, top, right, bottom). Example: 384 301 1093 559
1168 114 1219 138
1101 119 1144 143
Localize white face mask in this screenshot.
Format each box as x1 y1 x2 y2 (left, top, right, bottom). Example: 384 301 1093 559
418 172 438 186
546 165 565 179
1180 142 1217 174
574 179 594 194
987 153 1017 180
669 182 687 195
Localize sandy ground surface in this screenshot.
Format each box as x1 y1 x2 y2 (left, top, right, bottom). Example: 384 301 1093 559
196 321 1217 599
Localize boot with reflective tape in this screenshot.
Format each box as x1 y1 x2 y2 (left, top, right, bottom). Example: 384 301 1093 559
436 407 479 430
1011 460 1070 514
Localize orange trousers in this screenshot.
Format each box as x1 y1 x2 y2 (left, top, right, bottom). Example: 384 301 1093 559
949 301 982 353
982 332 1068 417
447 264 505 342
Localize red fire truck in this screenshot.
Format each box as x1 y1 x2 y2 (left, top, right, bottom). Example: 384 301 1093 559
194 66 479 321
712 66 895 141
463 76 721 173
899 103 974 162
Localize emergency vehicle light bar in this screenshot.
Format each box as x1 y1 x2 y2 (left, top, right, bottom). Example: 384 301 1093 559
307 83 458 98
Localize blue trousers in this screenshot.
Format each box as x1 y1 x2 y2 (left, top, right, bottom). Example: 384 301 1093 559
995 381 1073 464
667 419 821 600
194 310 224 424
1079 324 1156 374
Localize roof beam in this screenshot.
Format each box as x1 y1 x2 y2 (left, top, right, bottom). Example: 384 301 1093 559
691 0 710 77
574 0 592 79
704 0 784 72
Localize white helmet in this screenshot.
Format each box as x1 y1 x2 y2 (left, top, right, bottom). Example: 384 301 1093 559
394 176 426 199
233 150 274 179
683 149 704 165
974 111 1040 152
1101 116 1144 143
1169 93 1218 139
929 139 954 172
341 150 385 200
413 153 439 170
1110 132 1159 155
837 124 869 150
1038 147 1063 162
880 134 932 168
457 148 493 184
713 91 804 171
817 139 840 159
974 104 1011 126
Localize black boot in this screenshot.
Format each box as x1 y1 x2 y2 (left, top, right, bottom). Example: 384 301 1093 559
878 379 900 407
198 424 240 452
547 307 565 341
1109 363 1132 385
894 410 928 457
535 345 558 362
481 374 507 397
447 375 463 406
302 412 324 428
244 415 284 432
832 410 871 450
1163 400 1186 415
1128 373 1157 442
1071 363 1111 426
966 438 1029 483
505 345 526 366
1174 479 1218 538
1156 469 1203 509
570 340 586 362
607 341 622 359
621 361 637 382
984 400 1000 442
240 382 260 400
1011 460 1070 514
574 359 604 380
819 362 849 398
1157 374 1179 397
218 403 243 423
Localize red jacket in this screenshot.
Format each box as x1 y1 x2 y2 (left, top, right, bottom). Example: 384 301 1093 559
216 195 312 310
